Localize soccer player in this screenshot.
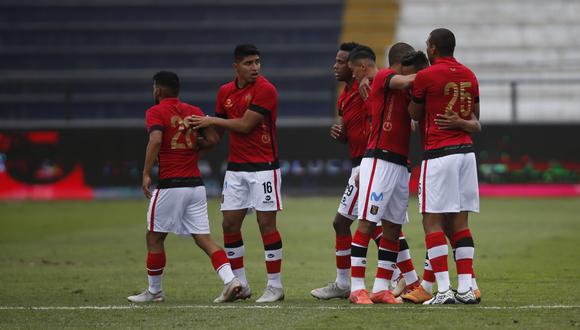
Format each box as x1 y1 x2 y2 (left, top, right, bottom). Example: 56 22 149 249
186 44 283 303
407 28 482 305
348 45 423 298
347 43 419 305
310 42 385 300
127 71 242 303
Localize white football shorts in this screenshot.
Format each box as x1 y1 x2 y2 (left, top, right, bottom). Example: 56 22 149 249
418 152 480 213
358 157 410 225
147 186 210 236
220 169 282 212
337 166 360 220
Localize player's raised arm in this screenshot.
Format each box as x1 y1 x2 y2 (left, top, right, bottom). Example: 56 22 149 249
142 130 162 199
388 74 416 90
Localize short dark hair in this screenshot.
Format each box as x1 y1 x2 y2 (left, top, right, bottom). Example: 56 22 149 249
347 45 376 63
153 71 180 96
234 44 260 62
339 42 360 52
428 28 455 56
388 42 414 66
401 50 430 70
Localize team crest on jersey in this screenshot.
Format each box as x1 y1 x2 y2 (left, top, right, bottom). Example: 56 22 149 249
382 121 393 132
370 205 379 215
225 98 233 108
261 134 270 144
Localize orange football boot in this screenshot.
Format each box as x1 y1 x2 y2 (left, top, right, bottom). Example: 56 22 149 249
349 289 373 305
401 285 433 304
370 290 403 304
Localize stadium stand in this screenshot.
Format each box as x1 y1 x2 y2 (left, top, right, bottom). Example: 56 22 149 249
396 0 580 123
0 0 344 125
340 0 398 67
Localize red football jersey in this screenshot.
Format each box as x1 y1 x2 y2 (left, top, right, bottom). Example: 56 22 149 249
215 76 278 171
412 57 479 151
365 68 412 161
145 98 204 182
338 80 369 163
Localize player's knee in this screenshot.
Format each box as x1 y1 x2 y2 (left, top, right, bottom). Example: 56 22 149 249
222 219 241 233
381 221 401 242
357 219 375 235
333 214 352 234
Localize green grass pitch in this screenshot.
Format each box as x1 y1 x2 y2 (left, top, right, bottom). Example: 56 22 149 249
1 197 580 329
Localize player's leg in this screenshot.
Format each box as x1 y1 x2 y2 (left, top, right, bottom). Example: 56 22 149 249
447 212 477 304
349 157 384 304
349 219 375 304
220 171 251 295
370 219 403 304
310 212 352 300
181 186 242 303
128 188 172 303
394 230 420 295
193 234 242 303
456 152 481 302
311 167 358 299
420 155 461 305
370 164 407 304
253 169 284 303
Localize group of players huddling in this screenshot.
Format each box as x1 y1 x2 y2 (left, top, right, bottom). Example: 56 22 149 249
128 27 482 306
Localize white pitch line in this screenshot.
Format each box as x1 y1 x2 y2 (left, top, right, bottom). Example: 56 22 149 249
0 305 579 311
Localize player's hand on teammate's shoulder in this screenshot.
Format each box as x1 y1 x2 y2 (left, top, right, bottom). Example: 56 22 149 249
142 174 152 199
330 123 347 143
359 77 371 101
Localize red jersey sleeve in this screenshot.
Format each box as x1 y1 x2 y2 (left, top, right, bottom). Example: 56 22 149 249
215 88 227 118
472 75 480 104
248 83 277 116
145 106 164 133
412 71 430 104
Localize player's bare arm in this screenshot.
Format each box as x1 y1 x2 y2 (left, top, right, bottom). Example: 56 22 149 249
196 126 220 150
330 117 347 143
142 130 162 199
187 110 263 134
408 100 424 121
389 74 416 90
358 77 371 100
435 111 481 133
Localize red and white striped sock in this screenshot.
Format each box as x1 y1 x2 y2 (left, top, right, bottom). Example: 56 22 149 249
262 230 283 288
372 237 399 293
351 229 371 292
397 231 419 286
335 234 351 290
452 229 475 293
210 250 235 285
224 232 247 287
421 251 435 293
426 232 451 292
370 225 383 246
146 251 165 294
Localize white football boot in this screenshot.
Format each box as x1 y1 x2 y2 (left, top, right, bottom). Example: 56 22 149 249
310 283 350 300
127 289 164 303
256 286 284 303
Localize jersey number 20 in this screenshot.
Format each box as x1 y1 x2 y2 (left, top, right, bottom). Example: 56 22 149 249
170 116 196 150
